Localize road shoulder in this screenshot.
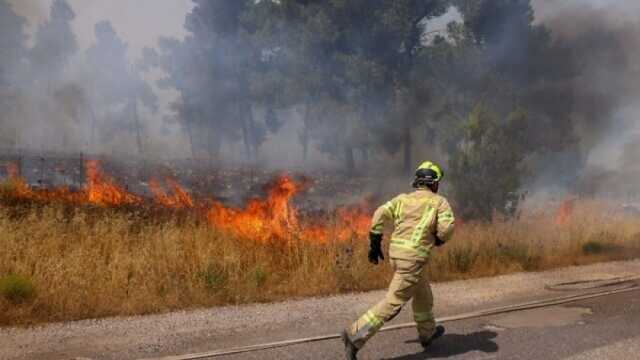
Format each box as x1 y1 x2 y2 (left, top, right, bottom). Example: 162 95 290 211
2 260 640 360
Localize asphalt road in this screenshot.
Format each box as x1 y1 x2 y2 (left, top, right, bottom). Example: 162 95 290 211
4 261 640 360
217 289 640 360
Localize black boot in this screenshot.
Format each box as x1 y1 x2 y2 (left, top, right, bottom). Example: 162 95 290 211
420 325 445 350
341 330 359 360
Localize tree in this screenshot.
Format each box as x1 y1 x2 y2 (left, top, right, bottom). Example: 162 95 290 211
26 0 80 151
412 0 581 219
142 18 245 160
261 0 450 173
140 39 203 159
30 0 77 90
188 0 266 161
369 0 450 173
140 0 591 220
0 0 27 87
86 21 157 155
142 0 274 162
0 0 28 148
448 104 529 220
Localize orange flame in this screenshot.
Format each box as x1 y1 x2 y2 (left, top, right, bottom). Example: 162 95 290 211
2 160 141 206
2 161 372 244
85 160 142 206
206 175 372 244
149 177 194 208
206 175 301 242
555 198 576 225
3 162 85 203
335 200 373 240
6 162 19 180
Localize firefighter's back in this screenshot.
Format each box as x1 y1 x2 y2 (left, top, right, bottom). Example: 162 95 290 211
388 189 451 262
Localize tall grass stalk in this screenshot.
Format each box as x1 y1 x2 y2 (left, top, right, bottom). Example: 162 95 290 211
1 198 639 326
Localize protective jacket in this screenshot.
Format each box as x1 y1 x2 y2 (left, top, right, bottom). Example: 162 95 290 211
370 189 454 262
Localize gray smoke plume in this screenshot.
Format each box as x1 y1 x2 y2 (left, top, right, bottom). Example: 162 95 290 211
2 0 640 198
1 0 192 159
527 0 640 198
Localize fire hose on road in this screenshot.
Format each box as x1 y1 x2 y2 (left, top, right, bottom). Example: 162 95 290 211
141 275 640 360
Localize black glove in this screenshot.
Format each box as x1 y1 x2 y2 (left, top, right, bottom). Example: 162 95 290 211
368 232 384 265
434 235 445 247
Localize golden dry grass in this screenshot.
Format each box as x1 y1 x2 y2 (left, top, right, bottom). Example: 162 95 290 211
1 194 640 326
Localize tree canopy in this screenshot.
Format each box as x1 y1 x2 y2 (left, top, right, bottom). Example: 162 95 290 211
139 0 586 218
1 0 627 219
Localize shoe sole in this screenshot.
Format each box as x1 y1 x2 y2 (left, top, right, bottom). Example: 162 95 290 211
422 325 445 349
341 331 358 360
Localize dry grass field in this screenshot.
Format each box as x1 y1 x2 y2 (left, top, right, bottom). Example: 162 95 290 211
1 177 640 326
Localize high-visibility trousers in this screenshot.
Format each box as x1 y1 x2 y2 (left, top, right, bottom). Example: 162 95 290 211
347 258 435 349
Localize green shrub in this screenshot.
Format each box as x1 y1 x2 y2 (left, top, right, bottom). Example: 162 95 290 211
495 243 541 271
447 247 477 273
249 266 268 288
0 274 35 304
582 241 617 255
199 264 228 292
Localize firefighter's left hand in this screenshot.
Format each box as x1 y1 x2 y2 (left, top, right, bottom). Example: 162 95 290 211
368 246 384 265
368 232 384 265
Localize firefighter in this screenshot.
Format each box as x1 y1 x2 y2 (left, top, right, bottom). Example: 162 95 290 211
342 161 455 359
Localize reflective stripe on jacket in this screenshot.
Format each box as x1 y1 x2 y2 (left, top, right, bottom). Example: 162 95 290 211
370 189 454 262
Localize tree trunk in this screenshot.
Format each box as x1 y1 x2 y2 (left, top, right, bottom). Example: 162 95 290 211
87 102 97 154
184 118 196 159
241 116 252 161
301 103 311 163
403 123 412 175
131 98 143 157
345 144 355 174
241 103 258 161
206 121 222 165
247 106 258 160
359 102 370 169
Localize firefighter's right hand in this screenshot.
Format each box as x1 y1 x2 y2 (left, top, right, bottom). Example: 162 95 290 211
368 232 384 265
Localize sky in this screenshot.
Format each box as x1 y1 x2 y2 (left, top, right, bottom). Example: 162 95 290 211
8 0 194 61
532 0 640 21
8 0 637 64
9 0 632 68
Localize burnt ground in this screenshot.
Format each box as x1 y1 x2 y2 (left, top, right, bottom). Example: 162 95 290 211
0 151 389 212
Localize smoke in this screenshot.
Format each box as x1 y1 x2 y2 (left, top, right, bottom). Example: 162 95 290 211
1 0 193 158
3 0 640 200
527 0 640 198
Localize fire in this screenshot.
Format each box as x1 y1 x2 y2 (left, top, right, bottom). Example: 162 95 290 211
206 175 302 242
2 160 141 206
3 162 34 199
2 166 85 204
6 162 19 180
2 161 372 244
149 177 194 208
205 175 371 244
335 201 373 240
85 160 142 206
555 198 576 225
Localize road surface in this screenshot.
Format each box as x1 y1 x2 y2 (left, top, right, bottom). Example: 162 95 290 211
2 260 640 360
216 289 640 360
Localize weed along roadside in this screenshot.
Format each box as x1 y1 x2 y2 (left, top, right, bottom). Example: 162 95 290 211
2 180 640 326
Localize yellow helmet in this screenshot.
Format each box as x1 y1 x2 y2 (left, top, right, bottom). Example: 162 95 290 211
415 161 444 183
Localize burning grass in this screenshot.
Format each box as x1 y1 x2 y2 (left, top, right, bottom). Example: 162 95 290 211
1 165 640 326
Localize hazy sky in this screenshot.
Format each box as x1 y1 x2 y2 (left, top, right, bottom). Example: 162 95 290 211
9 0 634 62
8 0 194 61
532 0 640 21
